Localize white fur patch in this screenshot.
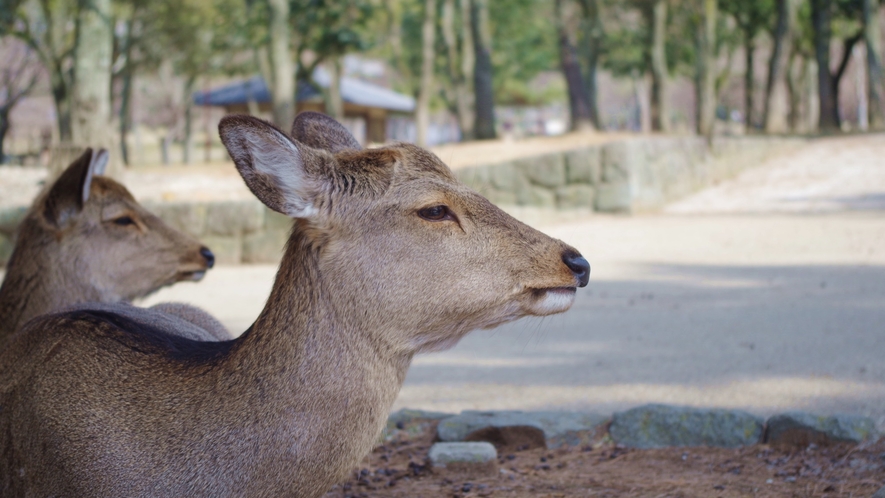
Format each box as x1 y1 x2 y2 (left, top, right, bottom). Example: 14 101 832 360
527 289 576 316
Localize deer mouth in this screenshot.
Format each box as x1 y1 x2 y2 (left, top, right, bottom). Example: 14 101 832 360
177 270 207 282
526 287 577 316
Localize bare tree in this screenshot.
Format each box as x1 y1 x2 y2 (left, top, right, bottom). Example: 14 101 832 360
71 0 114 161
863 0 883 130
811 0 839 132
556 0 594 131
694 0 717 137
764 0 798 133
577 0 603 130
471 0 496 139
267 0 294 129
440 0 474 140
0 37 42 163
416 0 436 146
643 0 670 132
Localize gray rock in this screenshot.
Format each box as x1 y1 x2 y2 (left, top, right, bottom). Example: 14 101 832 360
388 408 453 428
437 410 608 449
594 183 632 213
207 201 265 236
766 412 879 445
147 202 208 238
428 442 497 474
601 141 640 183
456 165 493 190
264 209 292 232
565 147 601 185
517 185 556 208
610 404 764 449
489 163 525 192
483 189 518 206
556 185 595 209
515 153 566 189
872 485 885 498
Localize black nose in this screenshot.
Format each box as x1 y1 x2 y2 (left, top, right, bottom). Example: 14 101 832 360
200 246 215 269
562 251 590 287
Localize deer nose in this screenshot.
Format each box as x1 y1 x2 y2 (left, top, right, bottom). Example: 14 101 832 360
562 251 590 287
200 246 215 269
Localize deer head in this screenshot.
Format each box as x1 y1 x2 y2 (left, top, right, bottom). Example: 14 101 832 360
0 148 215 338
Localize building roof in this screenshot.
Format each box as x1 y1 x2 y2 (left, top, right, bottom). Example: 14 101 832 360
193 68 415 113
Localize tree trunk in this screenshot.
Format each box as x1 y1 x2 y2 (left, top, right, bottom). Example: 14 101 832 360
832 33 863 129
811 0 839 133
695 0 718 137
268 0 295 129
647 0 670 132
442 0 474 140
764 0 796 133
863 0 884 130
182 76 197 164
744 31 756 130
471 0 496 140
0 108 9 163
51 77 72 143
119 68 133 166
556 0 594 131
459 0 476 139
326 57 345 121
416 0 436 146
786 52 802 131
577 0 602 129
71 0 114 171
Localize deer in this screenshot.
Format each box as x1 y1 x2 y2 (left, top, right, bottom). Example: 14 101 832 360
0 112 590 497
0 148 228 343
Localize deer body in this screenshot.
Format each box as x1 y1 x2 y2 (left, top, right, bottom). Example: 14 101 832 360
0 149 222 342
0 113 589 496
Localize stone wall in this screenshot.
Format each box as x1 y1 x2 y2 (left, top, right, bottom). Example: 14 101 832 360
454 135 803 213
0 135 802 266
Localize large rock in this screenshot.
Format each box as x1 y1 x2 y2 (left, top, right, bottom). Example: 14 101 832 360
765 412 879 446
515 153 566 189
594 183 632 213
147 202 208 238
517 185 556 208
610 404 764 449
0 232 12 266
383 408 453 441
242 230 288 264
206 201 265 236
556 185 595 209
601 141 640 183
436 410 608 449
428 442 497 476
565 147 601 185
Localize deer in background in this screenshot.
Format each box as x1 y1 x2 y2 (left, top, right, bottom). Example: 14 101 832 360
0 113 590 496
0 149 226 342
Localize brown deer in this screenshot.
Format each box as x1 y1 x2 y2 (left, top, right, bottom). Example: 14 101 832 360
0 113 590 496
0 149 223 342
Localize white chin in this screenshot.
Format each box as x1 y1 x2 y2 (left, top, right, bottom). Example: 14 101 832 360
527 288 576 316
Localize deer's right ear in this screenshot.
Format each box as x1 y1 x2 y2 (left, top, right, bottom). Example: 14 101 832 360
219 115 316 218
43 148 102 228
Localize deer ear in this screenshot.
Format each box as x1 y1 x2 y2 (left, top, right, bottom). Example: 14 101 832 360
219 115 317 218
291 111 362 154
43 148 102 227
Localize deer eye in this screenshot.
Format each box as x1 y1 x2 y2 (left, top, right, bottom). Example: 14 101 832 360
113 216 136 226
418 205 453 222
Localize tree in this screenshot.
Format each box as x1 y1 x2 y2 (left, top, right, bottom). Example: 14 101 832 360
811 0 839 131
440 0 474 139
0 37 41 163
644 0 670 132
720 0 775 130
555 0 594 131
267 0 294 129
416 0 435 145
694 0 718 137
863 0 883 129
577 0 603 129
70 0 114 162
764 0 798 133
471 0 496 139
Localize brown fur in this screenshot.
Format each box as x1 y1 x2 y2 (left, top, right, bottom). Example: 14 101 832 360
0 114 589 496
0 149 218 342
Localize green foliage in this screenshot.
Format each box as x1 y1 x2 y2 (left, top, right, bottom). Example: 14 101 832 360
489 0 558 99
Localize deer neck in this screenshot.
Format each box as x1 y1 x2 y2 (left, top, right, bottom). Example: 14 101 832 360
0 224 104 339
232 223 412 479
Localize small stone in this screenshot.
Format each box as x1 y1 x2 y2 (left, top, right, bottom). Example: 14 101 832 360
428 442 497 477
610 404 764 449
436 410 608 450
765 412 879 446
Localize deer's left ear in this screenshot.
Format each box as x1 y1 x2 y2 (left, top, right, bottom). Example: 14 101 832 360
43 148 107 228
